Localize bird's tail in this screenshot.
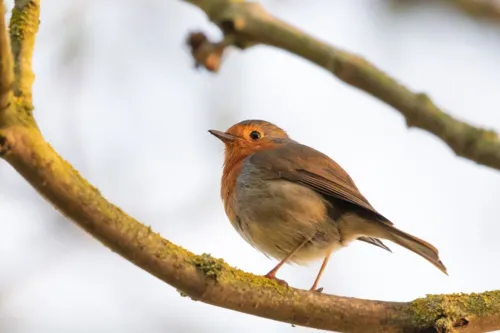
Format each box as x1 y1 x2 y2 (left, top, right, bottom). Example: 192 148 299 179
365 222 448 275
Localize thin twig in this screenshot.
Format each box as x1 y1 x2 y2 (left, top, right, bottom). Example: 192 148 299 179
183 0 500 171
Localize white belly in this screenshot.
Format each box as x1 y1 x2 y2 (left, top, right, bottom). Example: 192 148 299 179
233 179 347 264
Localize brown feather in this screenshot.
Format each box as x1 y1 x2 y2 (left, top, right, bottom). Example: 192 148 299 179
248 142 390 221
248 141 447 274
357 236 392 252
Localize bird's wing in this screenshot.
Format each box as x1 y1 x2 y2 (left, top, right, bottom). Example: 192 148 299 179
248 141 392 223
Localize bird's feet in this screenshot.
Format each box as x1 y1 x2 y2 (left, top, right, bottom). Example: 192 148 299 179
309 286 324 293
264 273 289 287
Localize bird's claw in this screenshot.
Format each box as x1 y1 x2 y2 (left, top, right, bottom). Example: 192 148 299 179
264 273 289 287
309 286 323 293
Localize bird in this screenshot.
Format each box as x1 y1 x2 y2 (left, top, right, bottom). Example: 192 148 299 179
209 119 447 292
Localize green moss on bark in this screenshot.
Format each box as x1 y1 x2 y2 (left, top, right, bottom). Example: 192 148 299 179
191 253 225 279
9 0 40 114
409 291 500 331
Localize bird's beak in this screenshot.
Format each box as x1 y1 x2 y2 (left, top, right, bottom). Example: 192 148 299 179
208 129 236 143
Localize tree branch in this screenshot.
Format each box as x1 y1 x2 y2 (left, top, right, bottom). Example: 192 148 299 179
391 0 500 23
443 0 500 22
184 0 500 171
0 2 13 112
0 1 499 332
9 0 40 116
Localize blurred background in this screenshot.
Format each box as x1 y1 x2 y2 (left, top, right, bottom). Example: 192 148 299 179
1 0 500 332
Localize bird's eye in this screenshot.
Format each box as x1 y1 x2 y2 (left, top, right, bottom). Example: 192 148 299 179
249 130 262 140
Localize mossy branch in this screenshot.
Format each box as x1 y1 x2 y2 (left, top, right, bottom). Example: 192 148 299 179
0 0 499 332
183 0 500 172
0 2 13 113
9 0 40 116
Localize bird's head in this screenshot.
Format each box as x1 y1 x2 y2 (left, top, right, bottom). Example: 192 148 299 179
209 119 289 162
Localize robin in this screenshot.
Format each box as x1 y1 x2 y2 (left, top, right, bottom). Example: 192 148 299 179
209 119 447 292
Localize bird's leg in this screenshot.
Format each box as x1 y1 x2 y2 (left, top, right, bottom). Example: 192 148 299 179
309 252 332 292
264 239 309 286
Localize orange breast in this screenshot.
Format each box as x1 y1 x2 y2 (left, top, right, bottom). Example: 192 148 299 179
221 159 243 222
220 142 275 223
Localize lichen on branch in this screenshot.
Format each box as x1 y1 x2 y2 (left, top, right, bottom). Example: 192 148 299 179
9 0 40 115
0 2 13 112
409 291 500 332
